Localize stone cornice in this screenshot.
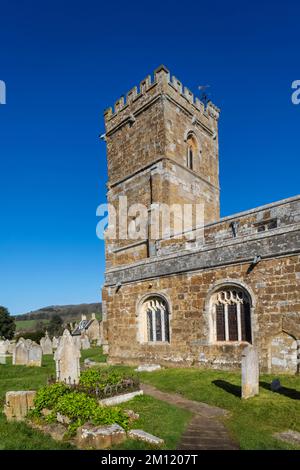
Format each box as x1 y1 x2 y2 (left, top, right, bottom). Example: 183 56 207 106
104 226 300 286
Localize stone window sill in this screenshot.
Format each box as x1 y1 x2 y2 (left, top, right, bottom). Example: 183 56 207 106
214 341 251 346
141 341 170 345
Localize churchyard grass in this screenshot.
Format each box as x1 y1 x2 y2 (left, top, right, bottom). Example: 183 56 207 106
1 352 299 450
0 351 190 450
138 368 300 450
0 355 73 449
80 346 107 363
115 394 192 450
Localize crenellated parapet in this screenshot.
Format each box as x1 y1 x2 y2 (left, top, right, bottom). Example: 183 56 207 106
104 65 220 133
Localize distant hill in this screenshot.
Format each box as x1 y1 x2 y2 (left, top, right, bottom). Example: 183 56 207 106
14 303 102 323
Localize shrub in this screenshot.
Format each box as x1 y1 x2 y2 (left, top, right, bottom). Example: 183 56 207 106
34 382 71 413
55 392 97 422
79 367 138 391
15 330 44 343
54 392 129 433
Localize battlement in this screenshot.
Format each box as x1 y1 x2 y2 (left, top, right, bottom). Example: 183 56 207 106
104 65 220 126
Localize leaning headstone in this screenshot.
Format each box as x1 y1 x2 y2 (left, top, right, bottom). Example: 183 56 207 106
81 334 90 350
127 429 164 446
40 332 53 355
54 329 81 384
28 343 42 366
271 378 282 392
4 391 36 421
274 430 300 446
241 345 259 399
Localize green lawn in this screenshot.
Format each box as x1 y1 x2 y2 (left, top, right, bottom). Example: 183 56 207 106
1 352 299 450
0 350 190 450
138 368 300 450
15 319 50 332
116 394 191 450
80 347 108 363
0 355 72 449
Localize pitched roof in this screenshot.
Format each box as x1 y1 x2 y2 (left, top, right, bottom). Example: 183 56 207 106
72 319 94 336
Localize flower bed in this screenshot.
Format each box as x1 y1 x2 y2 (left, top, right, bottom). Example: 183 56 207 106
29 367 139 436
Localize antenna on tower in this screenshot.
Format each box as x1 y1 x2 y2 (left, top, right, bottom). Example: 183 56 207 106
198 85 211 109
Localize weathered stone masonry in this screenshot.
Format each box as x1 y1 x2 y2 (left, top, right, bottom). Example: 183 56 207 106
101 65 300 373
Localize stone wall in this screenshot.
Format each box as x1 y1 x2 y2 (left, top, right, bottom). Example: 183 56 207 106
102 254 300 372
101 65 300 373
103 65 221 269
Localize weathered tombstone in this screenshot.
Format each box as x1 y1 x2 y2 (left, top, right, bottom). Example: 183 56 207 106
28 343 42 366
7 340 16 354
0 339 10 354
52 336 59 349
0 355 6 365
12 338 42 367
76 423 126 449
4 391 36 421
0 339 9 364
241 345 259 399
54 329 81 384
40 331 53 355
81 334 90 350
271 378 282 392
135 364 161 372
13 338 29 365
73 335 82 350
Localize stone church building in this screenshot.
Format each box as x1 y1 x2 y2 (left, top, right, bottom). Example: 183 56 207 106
101 65 300 373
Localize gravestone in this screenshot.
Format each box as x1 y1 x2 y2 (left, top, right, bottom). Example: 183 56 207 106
241 345 259 399
135 364 162 372
7 341 16 354
76 423 126 449
12 338 42 367
127 429 164 446
73 335 82 350
4 391 36 421
40 332 53 355
54 329 81 384
13 338 29 365
28 343 42 366
0 355 6 365
0 339 10 355
81 334 90 350
52 336 59 349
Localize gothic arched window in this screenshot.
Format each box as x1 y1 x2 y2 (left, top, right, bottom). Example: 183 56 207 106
186 134 197 170
139 296 170 343
212 287 252 343
187 146 193 170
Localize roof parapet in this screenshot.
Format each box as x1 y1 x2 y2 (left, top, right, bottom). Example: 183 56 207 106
104 65 220 122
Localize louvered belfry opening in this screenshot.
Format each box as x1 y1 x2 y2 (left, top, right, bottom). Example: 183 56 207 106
144 297 170 343
214 288 252 343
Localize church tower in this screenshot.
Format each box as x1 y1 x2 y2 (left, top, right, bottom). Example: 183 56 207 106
103 65 220 269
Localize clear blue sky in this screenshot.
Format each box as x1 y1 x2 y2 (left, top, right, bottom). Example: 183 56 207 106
0 0 299 315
